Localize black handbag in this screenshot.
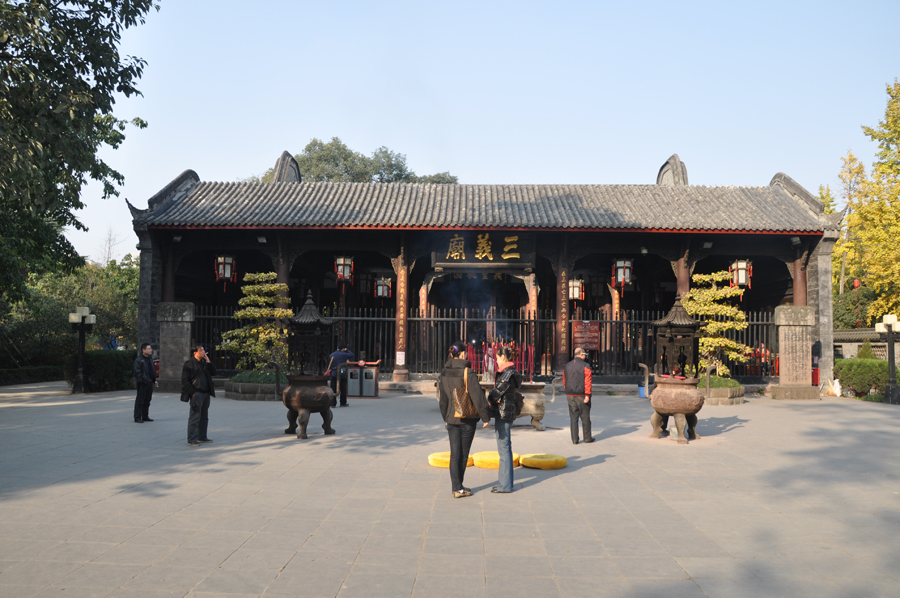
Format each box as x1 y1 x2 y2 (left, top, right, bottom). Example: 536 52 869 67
453 368 479 419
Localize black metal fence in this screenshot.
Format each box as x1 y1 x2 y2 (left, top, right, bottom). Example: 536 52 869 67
192 305 777 379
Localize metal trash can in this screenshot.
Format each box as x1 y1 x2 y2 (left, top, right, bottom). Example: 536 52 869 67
362 365 379 397
346 366 362 396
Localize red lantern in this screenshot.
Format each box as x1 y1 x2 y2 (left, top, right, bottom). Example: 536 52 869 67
335 256 354 284
612 259 632 287
375 277 392 299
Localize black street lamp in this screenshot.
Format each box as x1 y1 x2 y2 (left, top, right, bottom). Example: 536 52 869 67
876 314 899 404
68 307 95 394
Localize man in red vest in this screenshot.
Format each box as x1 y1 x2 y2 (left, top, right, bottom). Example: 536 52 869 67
563 347 594 444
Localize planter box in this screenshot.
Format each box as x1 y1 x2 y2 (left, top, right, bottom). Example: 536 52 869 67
224 381 280 401
703 385 745 405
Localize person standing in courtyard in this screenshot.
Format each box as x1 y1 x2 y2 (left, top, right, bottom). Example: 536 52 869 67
485 346 522 493
181 345 216 447
438 342 491 498
133 343 157 423
327 342 354 407
564 347 594 444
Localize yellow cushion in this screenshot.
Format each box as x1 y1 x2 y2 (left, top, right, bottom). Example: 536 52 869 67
472 451 521 469
428 452 474 468
519 453 567 470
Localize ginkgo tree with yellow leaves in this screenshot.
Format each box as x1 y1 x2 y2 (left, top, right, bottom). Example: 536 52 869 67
217 272 294 371
830 80 900 322
681 271 751 377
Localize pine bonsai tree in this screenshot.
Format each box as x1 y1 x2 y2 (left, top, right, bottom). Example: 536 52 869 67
217 272 294 370
682 271 751 377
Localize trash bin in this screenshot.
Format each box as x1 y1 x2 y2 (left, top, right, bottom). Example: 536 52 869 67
362 365 379 397
346 365 362 396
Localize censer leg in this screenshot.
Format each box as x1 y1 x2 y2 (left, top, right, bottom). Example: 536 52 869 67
285 409 298 434
322 407 336 435
686 414 699 440
649 411 665 439
297 408 311 439
673 413 688 444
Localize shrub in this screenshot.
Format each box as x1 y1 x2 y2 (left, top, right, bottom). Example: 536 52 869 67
834 358 889 397
0 366 65 386
856 339 875 359
699 374 742 388
229 370 288 385
64 350 136 392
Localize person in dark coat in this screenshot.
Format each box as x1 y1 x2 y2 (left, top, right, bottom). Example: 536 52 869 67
327 343 354 407
181 345 216 447
438 342 491 498
133 343 157 423
486 346 522 493
563 347 594 444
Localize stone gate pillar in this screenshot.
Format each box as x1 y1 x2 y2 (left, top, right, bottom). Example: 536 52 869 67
770 306 819 400
157 302 194 393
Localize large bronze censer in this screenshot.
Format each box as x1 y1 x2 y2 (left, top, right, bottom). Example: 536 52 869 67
270 292 336 439
648 296 704 444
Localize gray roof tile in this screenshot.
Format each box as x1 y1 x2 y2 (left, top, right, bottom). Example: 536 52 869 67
140 181 833 233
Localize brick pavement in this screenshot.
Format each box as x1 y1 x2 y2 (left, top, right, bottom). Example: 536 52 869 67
1 381 899 597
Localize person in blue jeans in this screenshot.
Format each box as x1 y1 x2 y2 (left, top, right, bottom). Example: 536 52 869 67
484 346 522 493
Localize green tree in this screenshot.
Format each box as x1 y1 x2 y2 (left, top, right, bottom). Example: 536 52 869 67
243 137 459 184
856 339 875 360
0 0 157 302
217 272 294 371
833 286 876 329
682 271 751 377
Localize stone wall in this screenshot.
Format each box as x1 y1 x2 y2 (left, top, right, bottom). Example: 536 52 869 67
157 302 194 392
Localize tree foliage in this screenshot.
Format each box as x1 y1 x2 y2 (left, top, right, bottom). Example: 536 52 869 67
817 184 837 214
217 272 294 371
0 254 140 368
832 81 900 319
244 137 459 185
0 0 157 302
833 286 876 329
682 271 751 377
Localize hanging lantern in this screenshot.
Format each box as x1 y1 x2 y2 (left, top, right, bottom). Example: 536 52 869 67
375 277 392 299
612 259 632 287
730 259 752 288
568 278 585 301
334 256 354 283
215 256 236 291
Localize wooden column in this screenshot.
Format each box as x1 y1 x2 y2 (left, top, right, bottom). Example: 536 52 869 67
555 242 570 371
676 255 690 297
393 247 409 382
162 249 176 303
276 257 290 310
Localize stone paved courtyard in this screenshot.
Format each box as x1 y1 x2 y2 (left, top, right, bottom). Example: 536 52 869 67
1 382 899 598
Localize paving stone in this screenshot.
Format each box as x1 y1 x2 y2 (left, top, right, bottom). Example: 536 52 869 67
557 577 634 598
412 574 484 597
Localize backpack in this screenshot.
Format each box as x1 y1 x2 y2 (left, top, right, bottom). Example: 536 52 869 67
513 390 525 418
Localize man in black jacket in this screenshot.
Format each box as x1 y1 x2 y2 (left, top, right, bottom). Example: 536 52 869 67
181 345 216 447
563 347 594 444
133 343 157 423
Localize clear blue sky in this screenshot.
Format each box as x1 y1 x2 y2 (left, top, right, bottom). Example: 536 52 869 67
69 0 900 262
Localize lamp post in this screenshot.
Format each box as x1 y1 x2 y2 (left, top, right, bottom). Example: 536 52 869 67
875 314 899 404
68 307 96 394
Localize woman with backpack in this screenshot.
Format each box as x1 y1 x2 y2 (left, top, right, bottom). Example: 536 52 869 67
484 346 523 493
438 342 491 498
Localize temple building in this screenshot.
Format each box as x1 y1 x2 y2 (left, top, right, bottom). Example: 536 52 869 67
130 152 842 385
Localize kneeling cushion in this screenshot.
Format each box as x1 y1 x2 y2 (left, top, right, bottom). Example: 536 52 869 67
472 451 520 469
428 452 474 468
519 453 567 469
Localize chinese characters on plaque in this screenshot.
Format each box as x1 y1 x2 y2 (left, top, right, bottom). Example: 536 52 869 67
432 232 534 269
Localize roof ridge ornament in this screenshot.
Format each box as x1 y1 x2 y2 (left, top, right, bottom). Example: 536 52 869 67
769 172 822 215
656 154 689 186
272 151 301 183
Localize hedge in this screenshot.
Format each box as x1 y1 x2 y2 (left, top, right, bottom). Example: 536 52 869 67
0 366 65 386
699 374 743 389
834 358 889 397
64 350 136 392
230 370 288 385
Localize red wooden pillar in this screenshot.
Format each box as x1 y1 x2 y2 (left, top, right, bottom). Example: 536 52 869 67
676 255 690 297
793 257 807 306
393 249 409 382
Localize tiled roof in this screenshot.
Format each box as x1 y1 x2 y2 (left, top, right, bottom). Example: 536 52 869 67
138 177 837 233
